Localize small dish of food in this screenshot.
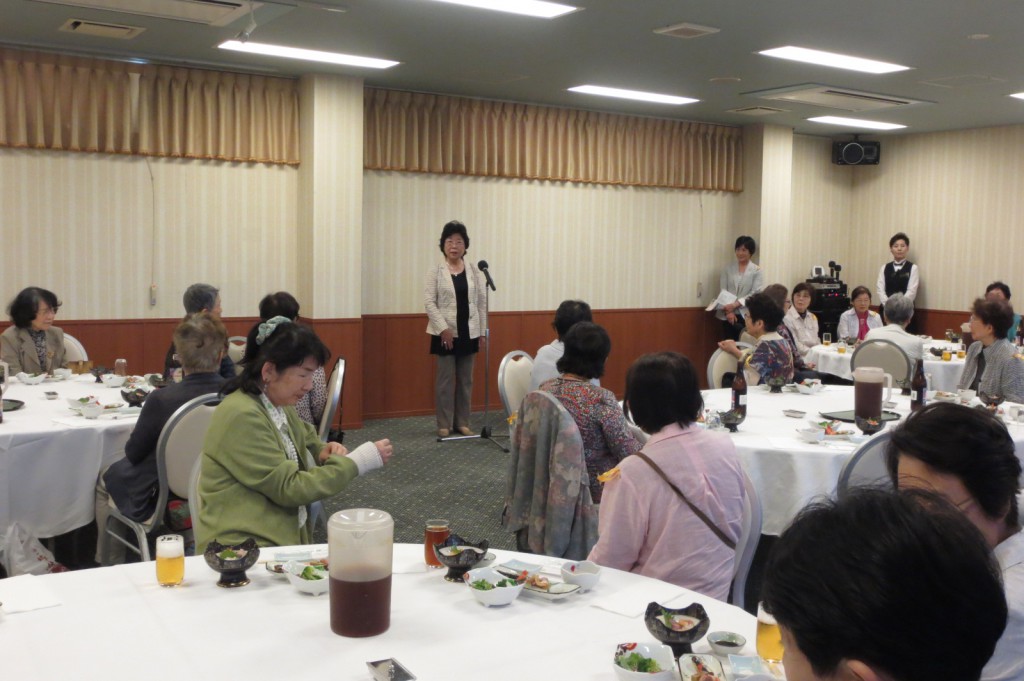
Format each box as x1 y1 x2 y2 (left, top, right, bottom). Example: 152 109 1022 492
101 374 127 388
44 391 58 400
933 391 957 403
204 538 260 588
795 379 824 395
283 560 329 595
612 642 676 681
706 631 746 657
782 409 806 418
680 654 726 680
463 566 525 607
67 396 97 411
16 372 46 385
560 560 601 592
644 602 710 657
521 572 581 600
80 403 104 419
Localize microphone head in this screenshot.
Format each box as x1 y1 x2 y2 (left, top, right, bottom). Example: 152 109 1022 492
478 260 489 270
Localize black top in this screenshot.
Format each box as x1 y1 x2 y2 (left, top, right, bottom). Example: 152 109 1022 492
430 271 479 357
883 260 914 297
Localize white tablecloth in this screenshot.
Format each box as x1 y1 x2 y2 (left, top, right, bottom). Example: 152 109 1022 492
805 339 966 392
0 376 137 537
702 385 1024 535
1 543 758 681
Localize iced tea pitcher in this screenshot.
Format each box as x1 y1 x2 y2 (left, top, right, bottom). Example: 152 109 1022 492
853 366 892 435
328 508 394 637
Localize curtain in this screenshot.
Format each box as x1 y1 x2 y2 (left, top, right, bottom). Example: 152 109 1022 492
364 88 743 191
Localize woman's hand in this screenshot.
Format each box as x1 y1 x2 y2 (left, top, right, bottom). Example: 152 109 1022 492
374 439 393 464
725 311 738 325
718 340 741 358
318 441 348 463
440 329 455 350
806 361 817 370
478 335 486 349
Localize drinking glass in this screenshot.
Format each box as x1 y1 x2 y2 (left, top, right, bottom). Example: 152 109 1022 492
156 534 185 587
836 341 847 355
956 343 966 360
941 349 951 361
756 603 784 663
424 519 450 568
822 333 831 347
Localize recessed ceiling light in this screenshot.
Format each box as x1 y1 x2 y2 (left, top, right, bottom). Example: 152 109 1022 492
1009 92 1024 100
759 46 911 74
808 116 906 130
568 85 698 105
428 0 578 18
218 40 399 69
968 33 990 40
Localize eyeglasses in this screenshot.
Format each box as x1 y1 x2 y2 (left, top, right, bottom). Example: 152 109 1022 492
444 238 465 246
37 305 58 316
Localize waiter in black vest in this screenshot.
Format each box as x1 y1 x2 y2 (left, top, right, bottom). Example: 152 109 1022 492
876 232 920 327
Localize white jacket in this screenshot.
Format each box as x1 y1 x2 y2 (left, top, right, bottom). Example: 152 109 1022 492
424 260 487 338
783 307 819 358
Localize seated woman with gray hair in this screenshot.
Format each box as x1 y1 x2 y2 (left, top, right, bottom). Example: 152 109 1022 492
165 283 236 381
863 292 924 362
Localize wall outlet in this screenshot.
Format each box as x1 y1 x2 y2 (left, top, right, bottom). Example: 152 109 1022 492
149 284 157 306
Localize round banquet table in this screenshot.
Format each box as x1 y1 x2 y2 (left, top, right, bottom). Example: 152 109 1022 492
804 338 966 392
0 543 758 681
701 385 1024 536
0 375 139 538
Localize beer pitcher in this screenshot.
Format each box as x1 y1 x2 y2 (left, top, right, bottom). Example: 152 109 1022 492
853 366 892 435
328 508 394 638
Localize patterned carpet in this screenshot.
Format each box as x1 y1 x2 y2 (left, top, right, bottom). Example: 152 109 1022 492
314 411 518 550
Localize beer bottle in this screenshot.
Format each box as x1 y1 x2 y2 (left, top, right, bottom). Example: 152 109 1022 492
731 358 747 418
910 358 927 412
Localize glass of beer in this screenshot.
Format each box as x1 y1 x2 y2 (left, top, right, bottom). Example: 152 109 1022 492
836 341 847 355
756 602 784 663
156 534 185 587
424 519 450 568
822 333 831 347
942 349 952 362
957 343 966 359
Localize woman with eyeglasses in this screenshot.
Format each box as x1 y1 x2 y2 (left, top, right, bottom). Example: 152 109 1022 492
958 297 1024 403
1 286 67 374
424 220 488 438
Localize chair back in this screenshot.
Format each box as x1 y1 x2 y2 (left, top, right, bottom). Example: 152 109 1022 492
706 343 752 389
730 470 762 611
498 350 534 418
318 357 346 441
63 333 88 362
188 457 204 542
850 339 912 385
227 336 246 374
502 390 596 560
836 431 895 498
155 393 221 517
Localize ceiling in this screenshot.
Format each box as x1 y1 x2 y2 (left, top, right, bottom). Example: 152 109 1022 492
5 0 1024 137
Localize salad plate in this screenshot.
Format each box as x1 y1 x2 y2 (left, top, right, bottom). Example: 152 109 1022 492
522 580 580 600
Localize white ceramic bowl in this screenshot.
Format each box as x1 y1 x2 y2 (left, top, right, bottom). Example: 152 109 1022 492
101 374 127 388
17 372 46 385
796 380 823 394
80 403 104 419
707 630 747 657
52 368 73 380
283 560 329 595
612 642 676 681
796 428 825 443
67 396 96 410
464 566 524 607
560 560 601 591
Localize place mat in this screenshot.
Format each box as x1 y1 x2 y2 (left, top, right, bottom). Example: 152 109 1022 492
0 574 63 614
589 580 686 618
818 410 900 424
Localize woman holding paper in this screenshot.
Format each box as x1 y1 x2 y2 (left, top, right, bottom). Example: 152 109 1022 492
714 236 764 340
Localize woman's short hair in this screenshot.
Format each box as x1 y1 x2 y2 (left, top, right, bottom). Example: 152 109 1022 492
556 322 610 379
972 297 1015 338
173 313 228 374
744 292 783 330
182 283 219 315
762 488 1006 681
986 281 1012 300
761 284 788 310
8 287 61 328
734 235 756 255
227 319 330 396
258 291 300 321
849 285 872 303
438 220 470 254
889 232 910 248
791 282 815 305
625 352 703 432
882 292 914 324
552 300 593 340
886 402 1021 529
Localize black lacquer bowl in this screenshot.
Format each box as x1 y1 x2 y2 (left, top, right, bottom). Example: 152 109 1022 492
432 534 489 583
120 388 149 408
204 538 260 588
644 601 711 658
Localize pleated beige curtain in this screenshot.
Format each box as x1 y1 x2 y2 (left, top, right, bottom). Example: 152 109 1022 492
364 88 743 191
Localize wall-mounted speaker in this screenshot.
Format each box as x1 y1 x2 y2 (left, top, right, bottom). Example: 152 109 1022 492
832 140 881 165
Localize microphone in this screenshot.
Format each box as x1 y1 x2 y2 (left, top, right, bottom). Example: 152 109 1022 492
478 260 496 291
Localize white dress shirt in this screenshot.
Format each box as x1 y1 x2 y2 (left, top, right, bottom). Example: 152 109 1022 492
783 307 819 358
864 323 925 363
876 260 920 305
983 529 1024 681
838 309 883 341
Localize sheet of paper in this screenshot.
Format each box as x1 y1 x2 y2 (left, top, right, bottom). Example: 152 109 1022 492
705 289 738 312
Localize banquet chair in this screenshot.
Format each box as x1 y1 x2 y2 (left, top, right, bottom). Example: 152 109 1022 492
318 357 346 442
850 339 912 386
101 393 221 564
187 457 204 543
498 350 534 430
63 333 88 362
836 431 895 498
729 470 762 611
227 336 246 374
502 390 597 560
706 342 752 389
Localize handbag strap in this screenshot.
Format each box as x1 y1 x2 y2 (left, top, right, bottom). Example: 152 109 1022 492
634 451 736 550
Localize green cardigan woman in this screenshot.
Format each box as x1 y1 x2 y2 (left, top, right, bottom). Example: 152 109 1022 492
196 317 393 552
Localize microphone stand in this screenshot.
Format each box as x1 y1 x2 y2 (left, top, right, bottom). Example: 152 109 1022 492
439 264 509 452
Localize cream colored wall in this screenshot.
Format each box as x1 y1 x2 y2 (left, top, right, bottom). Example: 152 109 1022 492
361 170 741 314
847 124 1024 311
0 147 298 320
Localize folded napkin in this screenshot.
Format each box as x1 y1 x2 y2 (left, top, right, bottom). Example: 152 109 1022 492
0 574 63 614
589 579 686 618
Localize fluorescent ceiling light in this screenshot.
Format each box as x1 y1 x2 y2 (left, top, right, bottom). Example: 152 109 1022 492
1010 92 1024 100
808 116 906 130
219 40 399 69
568 85 698 105
429 0 577 18
759 46 910 74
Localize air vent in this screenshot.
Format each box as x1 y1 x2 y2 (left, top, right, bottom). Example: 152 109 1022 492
654 22 720 39
31 0 258 26
919 74 1005 89
59 18 146 38
750 84 927 112
728 106 787 116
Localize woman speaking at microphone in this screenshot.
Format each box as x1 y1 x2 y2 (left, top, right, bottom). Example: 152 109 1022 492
424 220 488 438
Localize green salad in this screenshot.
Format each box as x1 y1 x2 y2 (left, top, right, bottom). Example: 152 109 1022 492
300 565 327 581
469 577 519 590
616 652 662 673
